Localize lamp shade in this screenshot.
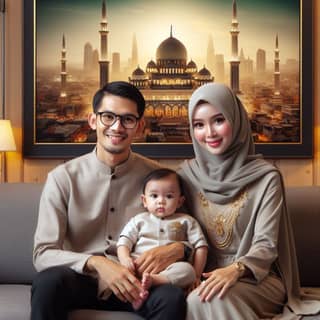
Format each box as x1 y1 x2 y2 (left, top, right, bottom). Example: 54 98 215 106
0 120 16 151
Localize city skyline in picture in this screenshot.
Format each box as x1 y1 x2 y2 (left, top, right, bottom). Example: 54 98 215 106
35 0 301 147
37 0 299 70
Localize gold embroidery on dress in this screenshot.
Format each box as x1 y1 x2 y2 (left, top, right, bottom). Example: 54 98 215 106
198 190 248 249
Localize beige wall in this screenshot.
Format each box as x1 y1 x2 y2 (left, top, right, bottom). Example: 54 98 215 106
2 0 320 186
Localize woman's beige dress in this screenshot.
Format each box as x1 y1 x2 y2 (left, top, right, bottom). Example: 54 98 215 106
182 170 288 320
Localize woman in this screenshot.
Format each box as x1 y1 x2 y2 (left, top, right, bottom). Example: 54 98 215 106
180 83 320 319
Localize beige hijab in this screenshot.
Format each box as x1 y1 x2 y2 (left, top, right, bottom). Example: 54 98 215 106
181 82 276 204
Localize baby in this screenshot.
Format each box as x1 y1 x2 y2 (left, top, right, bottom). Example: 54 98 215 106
117 168 208 309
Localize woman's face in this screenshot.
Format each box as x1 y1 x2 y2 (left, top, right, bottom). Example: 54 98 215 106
192 102 233 155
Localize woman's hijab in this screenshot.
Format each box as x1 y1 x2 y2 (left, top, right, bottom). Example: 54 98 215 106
181 82 276 204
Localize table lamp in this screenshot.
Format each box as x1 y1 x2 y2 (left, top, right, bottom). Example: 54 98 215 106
0 119 16 182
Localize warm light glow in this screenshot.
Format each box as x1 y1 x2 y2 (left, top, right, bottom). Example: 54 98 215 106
0 120 16 151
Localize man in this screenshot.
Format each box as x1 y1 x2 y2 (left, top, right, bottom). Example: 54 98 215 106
31 81 186 320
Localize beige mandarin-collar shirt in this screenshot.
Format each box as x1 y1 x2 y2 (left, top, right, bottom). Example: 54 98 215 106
118 212 208 258
33 150 160 274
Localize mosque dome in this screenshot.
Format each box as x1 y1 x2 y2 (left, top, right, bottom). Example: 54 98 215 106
132 66 146 76
187 60 197 69
195 66 213 83
156 36 187 61
198 66 211 76
146 60 158 73
132 66 147 80
147 60 157 69
186 59 197 74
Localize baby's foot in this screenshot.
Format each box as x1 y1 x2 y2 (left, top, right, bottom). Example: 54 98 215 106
141 273 153 292
132 273 153 310
132 291 149 310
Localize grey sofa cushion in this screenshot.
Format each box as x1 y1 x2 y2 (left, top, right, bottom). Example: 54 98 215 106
0 285 31 320
0 285 143 320
69 310 143 320
0 183 42 284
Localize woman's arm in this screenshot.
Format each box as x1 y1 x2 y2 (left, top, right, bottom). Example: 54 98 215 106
239 172 283 281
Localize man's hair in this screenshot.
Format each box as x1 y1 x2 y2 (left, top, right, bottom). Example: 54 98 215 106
92 81 145 117
142 168 184 196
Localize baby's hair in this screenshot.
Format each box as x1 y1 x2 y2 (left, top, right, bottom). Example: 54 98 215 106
142 168 184 196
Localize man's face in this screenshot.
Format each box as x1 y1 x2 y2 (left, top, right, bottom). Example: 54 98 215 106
88 94 143 162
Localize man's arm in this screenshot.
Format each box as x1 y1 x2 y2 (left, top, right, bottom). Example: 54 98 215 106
134 242 184 276
33 172 92 273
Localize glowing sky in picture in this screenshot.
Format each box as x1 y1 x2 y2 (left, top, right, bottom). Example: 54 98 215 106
36 0 300 68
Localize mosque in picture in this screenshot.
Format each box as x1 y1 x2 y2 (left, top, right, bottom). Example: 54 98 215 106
128 27 214 142
45 0 298 144
129 27 213 91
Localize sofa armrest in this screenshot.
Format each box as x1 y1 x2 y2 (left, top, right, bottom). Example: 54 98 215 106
0 183 43 284
286 187 320 287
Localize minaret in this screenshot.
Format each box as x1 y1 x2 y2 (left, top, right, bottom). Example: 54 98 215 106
60 34 67 98
230 0 240 93
131 33 138 69
206 34 215 74
99 0 109 87
274 34 280 95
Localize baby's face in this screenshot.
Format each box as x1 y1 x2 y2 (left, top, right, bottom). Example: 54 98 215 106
141 174 185 218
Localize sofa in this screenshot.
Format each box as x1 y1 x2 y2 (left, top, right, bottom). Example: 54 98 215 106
0 183 319 320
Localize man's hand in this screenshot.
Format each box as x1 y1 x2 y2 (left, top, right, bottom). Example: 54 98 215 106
86 256 143 303
134 242 184 276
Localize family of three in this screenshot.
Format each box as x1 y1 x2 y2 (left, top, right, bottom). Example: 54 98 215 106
31 81 320 319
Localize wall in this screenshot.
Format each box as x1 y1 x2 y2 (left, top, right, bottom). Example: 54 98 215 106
2 0 320 186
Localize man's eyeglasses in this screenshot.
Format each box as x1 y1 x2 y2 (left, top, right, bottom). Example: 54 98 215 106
96 111 140 129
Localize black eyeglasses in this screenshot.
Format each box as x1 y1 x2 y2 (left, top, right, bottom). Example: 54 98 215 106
96 111 140 129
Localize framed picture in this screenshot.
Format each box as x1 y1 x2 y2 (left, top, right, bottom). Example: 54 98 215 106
23 0 313 158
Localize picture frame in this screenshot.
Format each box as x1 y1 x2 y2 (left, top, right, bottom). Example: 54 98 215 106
23 0 313 159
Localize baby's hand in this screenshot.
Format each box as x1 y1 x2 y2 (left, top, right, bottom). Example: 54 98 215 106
120 257 136 273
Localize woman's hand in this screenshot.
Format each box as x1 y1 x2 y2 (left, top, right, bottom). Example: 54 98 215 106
197 263 242 301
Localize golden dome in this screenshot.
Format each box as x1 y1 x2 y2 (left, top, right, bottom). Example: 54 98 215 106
156 36 187 61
